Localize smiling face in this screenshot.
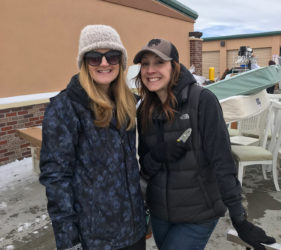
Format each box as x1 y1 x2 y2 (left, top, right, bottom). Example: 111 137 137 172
87 49 120 90
140 52 172 102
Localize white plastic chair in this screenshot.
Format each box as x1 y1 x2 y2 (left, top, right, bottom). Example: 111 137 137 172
229 94 281 147
229 107 269 146
268 93 281 102
238 108 268 140
268 94 281 135
231 101 281 191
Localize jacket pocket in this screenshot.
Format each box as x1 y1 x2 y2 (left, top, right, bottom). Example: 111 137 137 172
91 204 120 239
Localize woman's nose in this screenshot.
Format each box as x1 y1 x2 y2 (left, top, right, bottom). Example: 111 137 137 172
146 64 155 73
100 56 109 66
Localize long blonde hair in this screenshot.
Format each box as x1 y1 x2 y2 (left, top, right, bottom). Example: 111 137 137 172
79 61 136 130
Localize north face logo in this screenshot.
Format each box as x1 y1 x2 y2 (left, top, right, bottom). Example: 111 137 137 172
148 39 161 47
180 113 189 120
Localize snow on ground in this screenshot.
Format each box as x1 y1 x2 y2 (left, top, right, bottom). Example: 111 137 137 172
0 159 281 250
0 158 51 250
0 158 35 191
0 92 58 105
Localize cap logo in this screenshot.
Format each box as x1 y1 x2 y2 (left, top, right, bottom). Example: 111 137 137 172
148 39 161 47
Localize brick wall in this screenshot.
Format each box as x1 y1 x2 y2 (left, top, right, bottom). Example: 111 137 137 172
0 103 47 166
189 37 203 76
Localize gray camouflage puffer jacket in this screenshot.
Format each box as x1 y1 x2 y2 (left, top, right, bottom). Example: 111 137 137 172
39 74 146 250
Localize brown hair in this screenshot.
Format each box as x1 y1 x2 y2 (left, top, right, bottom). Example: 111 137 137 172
79 61 136 130
136 60 181 131
268 60 276 66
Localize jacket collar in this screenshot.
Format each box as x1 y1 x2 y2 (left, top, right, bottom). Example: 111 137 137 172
64 74 129 131
173 64 197 104
66 74 91 109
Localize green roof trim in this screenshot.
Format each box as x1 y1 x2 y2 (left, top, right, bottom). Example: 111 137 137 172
204 31 281 41
157 0 198 20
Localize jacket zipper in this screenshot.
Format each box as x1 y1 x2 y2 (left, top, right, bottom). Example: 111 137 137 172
119 131 136 235
156 119 169 220
165 163 169 220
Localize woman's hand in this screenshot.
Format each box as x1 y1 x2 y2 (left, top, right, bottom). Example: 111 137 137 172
231 217 276 250
150 141 188 163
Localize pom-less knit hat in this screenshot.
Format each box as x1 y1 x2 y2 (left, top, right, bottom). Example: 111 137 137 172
133 38 179 64
77 25 128 70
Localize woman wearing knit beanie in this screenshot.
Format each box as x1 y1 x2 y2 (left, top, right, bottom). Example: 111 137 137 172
39 25 146 250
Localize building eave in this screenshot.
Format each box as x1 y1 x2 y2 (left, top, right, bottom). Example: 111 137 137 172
102 0 198 22
156 0 198 20
203 31 281 41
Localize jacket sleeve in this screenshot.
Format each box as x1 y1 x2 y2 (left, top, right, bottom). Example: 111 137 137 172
198 89 244 217
39 99 81 250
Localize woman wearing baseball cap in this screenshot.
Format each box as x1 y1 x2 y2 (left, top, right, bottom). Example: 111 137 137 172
39 25 146 250
135 38 275 250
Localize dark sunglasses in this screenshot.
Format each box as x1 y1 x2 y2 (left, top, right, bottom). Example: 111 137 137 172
84 50 122 66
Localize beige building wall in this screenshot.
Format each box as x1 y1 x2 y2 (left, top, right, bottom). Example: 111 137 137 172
202 51 220 79
0 0 194 98
202 33 281 78
227 50 238 69
226 48 272 69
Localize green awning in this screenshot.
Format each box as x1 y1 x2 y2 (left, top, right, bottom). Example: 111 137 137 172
205 65 281 100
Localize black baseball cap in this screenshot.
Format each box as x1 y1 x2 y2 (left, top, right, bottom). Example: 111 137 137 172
133 38 179 64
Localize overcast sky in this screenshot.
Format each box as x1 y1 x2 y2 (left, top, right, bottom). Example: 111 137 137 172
177 0 281 38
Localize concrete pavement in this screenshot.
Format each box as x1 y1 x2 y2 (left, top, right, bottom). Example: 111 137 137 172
0 159 280 250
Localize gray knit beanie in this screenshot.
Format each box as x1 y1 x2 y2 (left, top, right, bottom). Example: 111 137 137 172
77 25 128 70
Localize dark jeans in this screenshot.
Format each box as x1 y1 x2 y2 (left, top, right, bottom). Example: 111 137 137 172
151 215 218 250
119 236 146 250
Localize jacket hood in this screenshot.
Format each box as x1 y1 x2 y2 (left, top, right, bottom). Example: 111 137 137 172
65 74 127 130
173 64 197 103
66 74 91 109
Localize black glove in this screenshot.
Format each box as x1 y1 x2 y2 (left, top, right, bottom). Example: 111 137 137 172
150 140 188 163
231 217 276 250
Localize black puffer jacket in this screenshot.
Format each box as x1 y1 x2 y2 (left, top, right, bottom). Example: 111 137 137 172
40 74 146 250
138 64 243 224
